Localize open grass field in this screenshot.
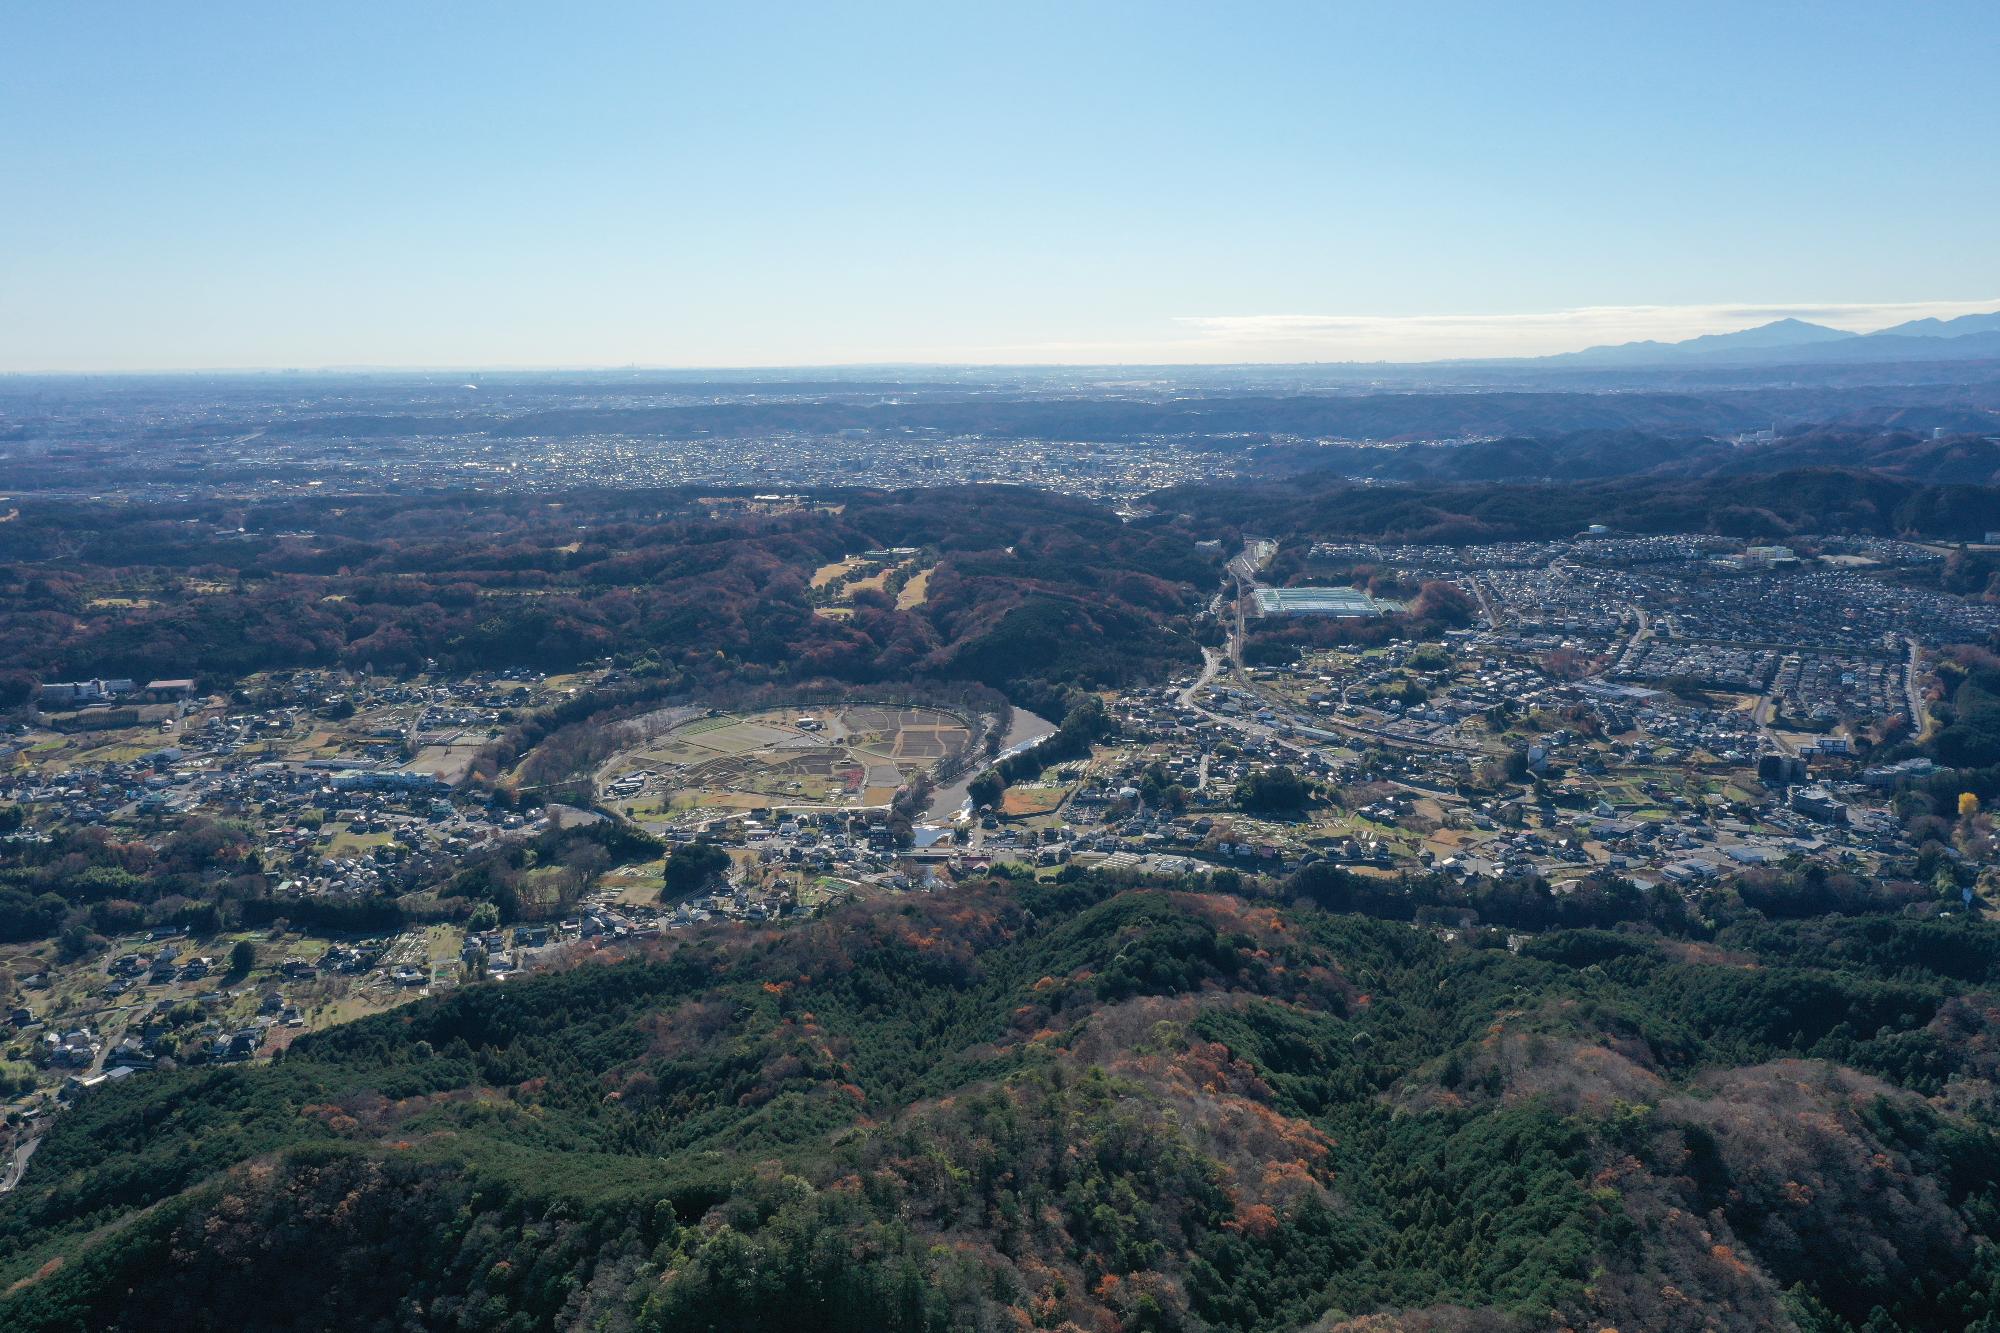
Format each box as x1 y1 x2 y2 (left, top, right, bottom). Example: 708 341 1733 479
1000 786 1067 817
810 556 867 588
597 703 973 822
405 739 484 786
599 859 667 905
812 551 931 612
325 826 395 857
896 566 933 608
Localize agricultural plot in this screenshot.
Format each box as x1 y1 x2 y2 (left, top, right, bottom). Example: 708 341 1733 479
597 704 973 821
404 736 486 785
999 785 1067 818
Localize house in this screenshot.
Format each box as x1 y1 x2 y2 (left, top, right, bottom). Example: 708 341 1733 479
61 1066 133 1100
1790 787 1850 825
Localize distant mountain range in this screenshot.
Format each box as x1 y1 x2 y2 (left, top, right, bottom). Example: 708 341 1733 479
1538 309 2000 367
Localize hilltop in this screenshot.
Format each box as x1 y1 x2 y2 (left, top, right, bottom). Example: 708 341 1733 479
6 871 2000 1331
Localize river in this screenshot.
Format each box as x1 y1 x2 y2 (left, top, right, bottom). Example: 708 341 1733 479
921 707 1058 823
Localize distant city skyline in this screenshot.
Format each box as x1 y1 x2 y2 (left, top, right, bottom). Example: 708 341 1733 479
5 2 1997 372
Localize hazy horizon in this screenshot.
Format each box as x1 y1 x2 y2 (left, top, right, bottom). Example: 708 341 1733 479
6 2 1998 372
6 298 1999 378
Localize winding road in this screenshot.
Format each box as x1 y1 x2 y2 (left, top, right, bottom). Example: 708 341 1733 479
0 1134 39 1194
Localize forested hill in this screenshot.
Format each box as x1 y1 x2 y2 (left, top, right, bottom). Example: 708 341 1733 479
9 870 2000 1332
5 472 1998 700
0 485 1218 703
1160 468 2000 545
1246 428 2000 489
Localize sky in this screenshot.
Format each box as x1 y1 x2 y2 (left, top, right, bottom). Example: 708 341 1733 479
4 2 1998 371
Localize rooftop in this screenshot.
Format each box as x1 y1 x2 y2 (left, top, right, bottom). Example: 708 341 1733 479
1254 586 1384 618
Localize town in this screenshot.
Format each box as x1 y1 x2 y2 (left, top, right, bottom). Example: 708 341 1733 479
12 5 2000 1323
6 518 1996 1167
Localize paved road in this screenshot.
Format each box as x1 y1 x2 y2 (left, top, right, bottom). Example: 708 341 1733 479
0 1135 39 1194
1467 573 1500 628
1751 692 1794 755
1180 647 1224 709
1905 636 1931 741
1228 573 1249 669
1223 538 1274 671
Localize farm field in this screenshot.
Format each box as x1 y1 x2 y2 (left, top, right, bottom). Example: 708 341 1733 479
597 703 974 825
404 734 488 785
999 784 1067 817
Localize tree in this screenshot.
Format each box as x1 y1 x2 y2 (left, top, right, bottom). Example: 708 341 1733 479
968 770 1005 810
468 901 501 932
229 939 257 976
1960 792 1981 820
1236 765 1310 814
663 842 732 902
58 922 102 961
0 671 34 710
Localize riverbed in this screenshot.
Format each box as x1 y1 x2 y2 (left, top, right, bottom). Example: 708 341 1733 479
920 707 1057 823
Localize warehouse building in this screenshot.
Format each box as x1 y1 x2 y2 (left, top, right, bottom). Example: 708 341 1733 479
1253 587 1384 618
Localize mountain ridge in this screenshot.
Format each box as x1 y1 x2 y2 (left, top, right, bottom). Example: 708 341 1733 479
1538 311 2000 368
1869 311 2000 339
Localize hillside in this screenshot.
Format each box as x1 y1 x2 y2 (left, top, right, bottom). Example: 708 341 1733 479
0 486 1218 704
7 871 2000 1332
1157 467 2000 545
1250 430 2000 489
6 470 1994 709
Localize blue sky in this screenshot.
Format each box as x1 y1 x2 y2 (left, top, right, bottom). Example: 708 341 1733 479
4 2 1996 370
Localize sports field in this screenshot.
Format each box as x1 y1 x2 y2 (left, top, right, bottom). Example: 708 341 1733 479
597 704 973 821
